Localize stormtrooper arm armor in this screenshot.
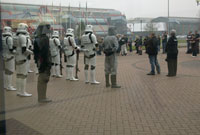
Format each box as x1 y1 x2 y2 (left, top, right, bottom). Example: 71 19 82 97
69 37 80 50
54 38 61 49
7 37 16 53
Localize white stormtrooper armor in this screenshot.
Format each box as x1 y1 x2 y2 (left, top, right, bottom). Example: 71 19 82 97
63 28 79 81
2 26 16 91
81 25 100 84
14 23 32 97
49 31 62 78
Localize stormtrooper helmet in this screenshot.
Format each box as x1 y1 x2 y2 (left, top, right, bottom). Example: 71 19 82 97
17 23 28 34
3 26 12 36
66 28 74 36
52 31 59 38
85 25 93 33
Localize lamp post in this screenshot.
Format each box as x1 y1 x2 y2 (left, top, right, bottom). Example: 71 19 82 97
168 0 170 34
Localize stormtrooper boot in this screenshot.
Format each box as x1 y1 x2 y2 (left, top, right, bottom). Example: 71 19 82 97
17 78 32 97
69 68 78 81
27 60 33 73
55 65 62 78
105 74 110 87
90 70 100 85
7 75 16 91
4 74 8 89
84 70 89 84
66 67 70 80
51 65 56 77
111 75 121 88
16 78 21 95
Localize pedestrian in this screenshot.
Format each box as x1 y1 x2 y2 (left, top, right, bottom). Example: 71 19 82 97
102 27 121 88
120 35 128 56
146 33 160 75
138 36 143 55
34 22 52 103
134 36 139 54
157 35 161 52
186 31 192 54
190 34 197 57
165 29 178 77
128 36 133 52
162 31 167 54
143 36 149 53
195 30 200 54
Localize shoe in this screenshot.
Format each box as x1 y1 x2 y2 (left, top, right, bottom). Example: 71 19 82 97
70 77 79 81
157 71 161 74
17 92 32 97
56 75 63 78
38 98 52 103
85 81 90 84
111 75 121 88
6 86 17 91
147 72 155 75
28 70 34 73
166 74 173 77
91 81 100 85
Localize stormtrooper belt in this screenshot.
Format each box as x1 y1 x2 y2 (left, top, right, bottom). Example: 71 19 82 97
16 60 26 65
85 53 95 59
4 56 14 62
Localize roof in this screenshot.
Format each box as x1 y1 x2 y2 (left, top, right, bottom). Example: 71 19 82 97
152 17 200 24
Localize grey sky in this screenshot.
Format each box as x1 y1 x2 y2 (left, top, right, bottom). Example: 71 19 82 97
2 0 200 19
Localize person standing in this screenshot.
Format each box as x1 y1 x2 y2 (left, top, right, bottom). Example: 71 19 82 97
81 25 100 84
2 26 16 91
190 34 197 57
157 35 161 52
102 27 121 88
195 30 200 54
34 22 52 103
14 23 33 97
49 31 62 78
165 29 178 77
63 28 80 81
162 31 167 54
120 35 128 56
186 31 192 54
146 33 160 75
128 36 133 52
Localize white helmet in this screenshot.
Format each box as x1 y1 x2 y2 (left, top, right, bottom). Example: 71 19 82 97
66 28 74 36
17 23 28 34
85 25 93 32
3 26 12 36
52 31 59 38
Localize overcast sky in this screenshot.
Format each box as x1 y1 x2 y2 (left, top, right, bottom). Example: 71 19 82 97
2 0 200 19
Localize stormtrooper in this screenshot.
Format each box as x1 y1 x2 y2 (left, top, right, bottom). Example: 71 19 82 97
102 27 121 88
2 26 16 91
14 23 33 97
63 28 80 81
81 25 100 84
49 31 62 78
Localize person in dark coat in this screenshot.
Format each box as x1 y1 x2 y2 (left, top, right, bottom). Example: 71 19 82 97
157 35 161 52
162 32 167 54
190 34 197 57
146 33 160 75
165 29 178 77
34 22 52 103
195 30 200 54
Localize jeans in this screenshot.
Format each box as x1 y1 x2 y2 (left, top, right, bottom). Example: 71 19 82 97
148 55 160 74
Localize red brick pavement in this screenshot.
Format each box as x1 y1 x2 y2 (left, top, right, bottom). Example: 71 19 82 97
2 48 200 135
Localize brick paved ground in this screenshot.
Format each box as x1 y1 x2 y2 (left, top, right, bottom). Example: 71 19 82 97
2 48 200 135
